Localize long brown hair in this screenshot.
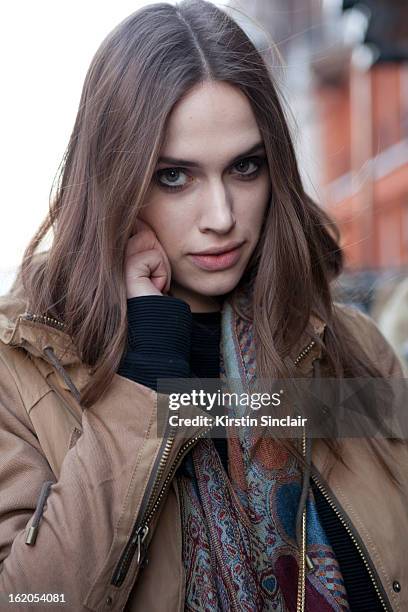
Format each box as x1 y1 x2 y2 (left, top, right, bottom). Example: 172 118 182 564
19 0 403 481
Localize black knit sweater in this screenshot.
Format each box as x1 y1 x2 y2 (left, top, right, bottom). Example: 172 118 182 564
117 295 383 611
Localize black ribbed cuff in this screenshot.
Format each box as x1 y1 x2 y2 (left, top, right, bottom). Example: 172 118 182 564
126 295 192 357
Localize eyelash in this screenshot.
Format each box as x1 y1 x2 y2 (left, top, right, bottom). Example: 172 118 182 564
154 155 266 192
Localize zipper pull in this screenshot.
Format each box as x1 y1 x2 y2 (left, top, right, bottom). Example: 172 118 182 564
306 553 314 572
136 525 149 565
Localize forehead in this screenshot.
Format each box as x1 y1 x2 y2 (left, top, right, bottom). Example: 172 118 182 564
162 81 262 159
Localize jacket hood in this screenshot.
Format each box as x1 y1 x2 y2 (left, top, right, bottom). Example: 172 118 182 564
0 291 81 366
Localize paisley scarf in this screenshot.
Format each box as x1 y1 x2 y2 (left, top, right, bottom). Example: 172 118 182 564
177 299 350 611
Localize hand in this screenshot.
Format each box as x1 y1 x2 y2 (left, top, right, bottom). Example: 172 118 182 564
125 219 171 298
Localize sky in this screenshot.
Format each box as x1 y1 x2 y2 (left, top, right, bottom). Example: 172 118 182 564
0 1 229 293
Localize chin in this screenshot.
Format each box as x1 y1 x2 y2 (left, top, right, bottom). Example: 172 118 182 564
189 270 244 297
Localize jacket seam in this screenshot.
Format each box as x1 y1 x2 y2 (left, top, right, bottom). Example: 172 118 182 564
27 388 56 415
0 346 57 419
334 478 397 610
171 478 186 612
114 401 159 535
0 350 33 427
0 350 26 405
84 400 160 610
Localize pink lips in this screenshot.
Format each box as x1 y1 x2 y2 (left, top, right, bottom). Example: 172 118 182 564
190 244 243 271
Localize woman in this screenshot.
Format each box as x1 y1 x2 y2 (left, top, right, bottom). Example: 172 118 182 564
0 1 407 611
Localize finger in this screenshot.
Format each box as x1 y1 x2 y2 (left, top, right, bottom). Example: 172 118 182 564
126 249 168 287
154 242 172 293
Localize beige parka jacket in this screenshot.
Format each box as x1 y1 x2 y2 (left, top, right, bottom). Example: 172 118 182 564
0 289 407 611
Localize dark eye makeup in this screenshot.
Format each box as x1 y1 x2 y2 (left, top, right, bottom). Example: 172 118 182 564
154 155 267 192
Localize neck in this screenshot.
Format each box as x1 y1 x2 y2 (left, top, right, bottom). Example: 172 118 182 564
169 282 222 313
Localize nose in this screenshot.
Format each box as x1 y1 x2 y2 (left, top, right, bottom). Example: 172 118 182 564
198 183 236 234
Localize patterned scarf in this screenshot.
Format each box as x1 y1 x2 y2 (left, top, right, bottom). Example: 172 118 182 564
177 298 350 611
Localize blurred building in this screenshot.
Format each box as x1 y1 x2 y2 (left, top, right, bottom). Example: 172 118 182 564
225 0 408 271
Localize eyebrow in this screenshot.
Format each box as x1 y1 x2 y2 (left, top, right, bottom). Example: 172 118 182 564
157 141 266 167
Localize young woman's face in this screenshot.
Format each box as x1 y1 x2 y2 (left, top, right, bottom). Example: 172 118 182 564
138 81 271 312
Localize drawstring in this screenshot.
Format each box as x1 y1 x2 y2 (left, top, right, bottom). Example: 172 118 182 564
43 346 82 406
25 480 54 546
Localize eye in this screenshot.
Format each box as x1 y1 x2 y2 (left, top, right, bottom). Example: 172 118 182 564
155 168 190 191
232 156 265 178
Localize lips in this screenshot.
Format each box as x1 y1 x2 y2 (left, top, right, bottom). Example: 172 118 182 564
191 241 245 256
189 243 244 271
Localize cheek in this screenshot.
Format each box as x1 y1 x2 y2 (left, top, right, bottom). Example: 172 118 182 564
237 185 270 233
138 204 185 260
137 201 168 239
135 209 148 233
254 181 271 227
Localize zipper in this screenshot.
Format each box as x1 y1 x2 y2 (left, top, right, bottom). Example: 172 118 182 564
311 472 391 611
294 339 316 366
23 312 66 331
296 428 307 612
110 420 215 587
